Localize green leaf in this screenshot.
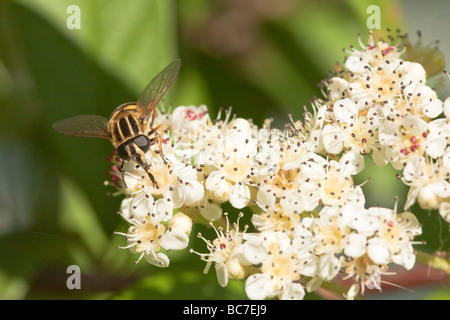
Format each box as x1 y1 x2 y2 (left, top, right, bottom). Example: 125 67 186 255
0 271 28 299
16 0 179 96
59 177 109 259
424 287 450 300
111 267 247 300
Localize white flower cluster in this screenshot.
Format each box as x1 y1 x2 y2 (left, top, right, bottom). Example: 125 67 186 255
320 34 450 223
108 33 450 299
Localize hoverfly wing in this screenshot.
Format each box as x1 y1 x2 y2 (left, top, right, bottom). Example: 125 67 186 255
137 59 181 120
53 115 110 139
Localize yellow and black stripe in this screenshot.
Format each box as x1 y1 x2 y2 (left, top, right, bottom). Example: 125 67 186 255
108 103 147 148
113 115 140 141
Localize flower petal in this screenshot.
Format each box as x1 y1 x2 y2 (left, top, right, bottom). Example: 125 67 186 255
160 228 189 250
322 124 345 154
245 274 272 300
145 251 170 268
199 200 223 221
423 98 443 118
215 262 228 287
229 183 251 209
345 55 367 73
280 282 305 300
242 237 267 264
367 238 390 265
318 253 340 281
333 98 358 123
344 233 366 258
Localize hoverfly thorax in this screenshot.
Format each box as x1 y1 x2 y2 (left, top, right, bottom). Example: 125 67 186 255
53 59 181 188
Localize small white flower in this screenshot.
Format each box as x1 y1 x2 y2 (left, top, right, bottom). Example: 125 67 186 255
170 104 209 133
345 202 379 236
322 98 379 155
204 118 258 209
402 155 450 212
309 206 354 280
345 36 404 74
243 231 310 300
322 77 349 104
122 151 203 209
252 187 305 235
379 113 429 169
413 85 443 118
340 254 395 296
398 62 427 97
426 118 449 158
191 213 249 287
300 153 364 207
366 207 422 270
119 192 155 221
115 198 189 267
346 58 407 108
257 132 318 199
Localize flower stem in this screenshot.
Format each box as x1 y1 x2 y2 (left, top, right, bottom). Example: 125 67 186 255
415 250 450 274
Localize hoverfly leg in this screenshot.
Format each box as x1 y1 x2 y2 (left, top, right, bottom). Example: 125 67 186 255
148 124 169 165
112 152 128 189
158 125 169 165
127 143 159 189
147 123 161 136
148 108 157 128
147 170 159 189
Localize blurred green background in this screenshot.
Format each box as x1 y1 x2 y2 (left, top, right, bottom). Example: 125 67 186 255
0 0 448 300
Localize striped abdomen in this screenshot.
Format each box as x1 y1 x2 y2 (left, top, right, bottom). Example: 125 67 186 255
113 114 141 142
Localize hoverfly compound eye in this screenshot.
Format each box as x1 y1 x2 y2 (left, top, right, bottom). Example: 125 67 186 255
133 135 151 153
117 144 131 161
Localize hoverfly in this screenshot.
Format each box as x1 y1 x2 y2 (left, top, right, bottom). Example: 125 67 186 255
53 59 181 188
